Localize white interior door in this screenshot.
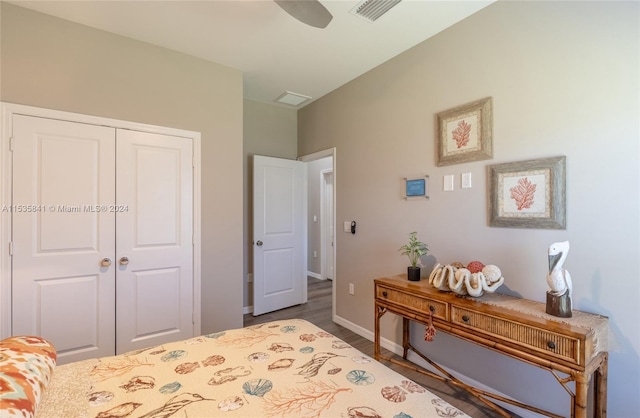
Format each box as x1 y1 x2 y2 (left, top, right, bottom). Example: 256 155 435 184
253 155 306 316
11 115 116 364
115 129 194 354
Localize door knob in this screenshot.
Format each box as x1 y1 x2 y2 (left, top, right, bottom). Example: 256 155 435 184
100 258 112 267
256 240 263 246
119 256 129 266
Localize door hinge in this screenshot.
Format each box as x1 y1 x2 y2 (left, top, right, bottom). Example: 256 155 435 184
8 241 13 256
9 137 14 152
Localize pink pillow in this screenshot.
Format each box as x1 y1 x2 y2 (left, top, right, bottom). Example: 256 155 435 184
0 336 57 418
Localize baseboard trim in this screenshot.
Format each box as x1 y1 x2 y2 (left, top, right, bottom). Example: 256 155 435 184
331 313 538 418
243 305 253 315
307 271 323 280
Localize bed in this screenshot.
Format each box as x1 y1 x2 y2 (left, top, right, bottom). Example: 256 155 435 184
1 319 470 418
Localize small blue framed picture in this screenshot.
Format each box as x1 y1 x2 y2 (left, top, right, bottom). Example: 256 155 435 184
406 178 426 197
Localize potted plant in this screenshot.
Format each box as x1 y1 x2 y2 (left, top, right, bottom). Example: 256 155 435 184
399 232 429 281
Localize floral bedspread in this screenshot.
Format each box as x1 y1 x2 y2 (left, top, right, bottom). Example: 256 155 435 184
37 319 469 418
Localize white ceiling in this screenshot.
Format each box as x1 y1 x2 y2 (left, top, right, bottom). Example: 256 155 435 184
8 0 495 108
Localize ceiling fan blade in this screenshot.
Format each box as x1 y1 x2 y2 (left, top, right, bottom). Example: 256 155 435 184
274 0 333 28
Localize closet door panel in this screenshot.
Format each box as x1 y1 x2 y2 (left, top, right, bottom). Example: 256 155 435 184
115 129 193 354
38 275 101 352
130 268 181 335
11 115 116 364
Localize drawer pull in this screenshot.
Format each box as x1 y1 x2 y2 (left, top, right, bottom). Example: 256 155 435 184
462 315 470 323
429 305 435 312
547 341 556 350
382 291 388 298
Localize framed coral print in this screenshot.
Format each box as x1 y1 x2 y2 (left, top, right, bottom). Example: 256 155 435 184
437 97 493 166
489 156 566 229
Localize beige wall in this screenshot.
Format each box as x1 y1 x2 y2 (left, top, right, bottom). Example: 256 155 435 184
1 3 244 334
299 1 639 415
242 99 297 309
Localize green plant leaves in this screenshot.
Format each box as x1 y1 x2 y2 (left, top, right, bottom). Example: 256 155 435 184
399 232 428 267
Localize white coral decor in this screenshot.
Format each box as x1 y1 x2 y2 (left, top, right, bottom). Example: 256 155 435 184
482 265 502 283
428 263 505 297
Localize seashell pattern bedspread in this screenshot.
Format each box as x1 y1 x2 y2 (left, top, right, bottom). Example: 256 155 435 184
37 319 469 418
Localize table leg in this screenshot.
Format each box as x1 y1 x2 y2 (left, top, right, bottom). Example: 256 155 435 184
374 304 381 361
402 317 410 359
594 353 608 418
574 373 589 418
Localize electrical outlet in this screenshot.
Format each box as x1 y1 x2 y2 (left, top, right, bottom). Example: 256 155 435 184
349 283 355 295
313 250 317 258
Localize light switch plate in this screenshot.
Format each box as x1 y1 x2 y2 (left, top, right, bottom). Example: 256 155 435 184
344 221 351 232
462 172 472 189
444 175 454 191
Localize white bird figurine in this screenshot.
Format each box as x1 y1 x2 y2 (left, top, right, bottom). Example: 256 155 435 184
546 241 572 296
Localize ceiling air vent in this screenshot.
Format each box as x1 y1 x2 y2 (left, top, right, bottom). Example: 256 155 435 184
349 0 402 23
275 91 312 107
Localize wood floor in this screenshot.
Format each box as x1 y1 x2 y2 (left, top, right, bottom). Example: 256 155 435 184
244 277 518 418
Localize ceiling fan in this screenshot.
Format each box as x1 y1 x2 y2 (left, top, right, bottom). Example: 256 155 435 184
274 0 403 29
274 0 333 29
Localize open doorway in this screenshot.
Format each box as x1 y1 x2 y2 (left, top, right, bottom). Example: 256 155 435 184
321 169 334 281
299 148 336 321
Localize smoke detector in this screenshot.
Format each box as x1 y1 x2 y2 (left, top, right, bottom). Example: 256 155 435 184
349 0 402 23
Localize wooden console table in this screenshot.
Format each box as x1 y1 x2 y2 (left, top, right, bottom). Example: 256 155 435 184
374 275 608 418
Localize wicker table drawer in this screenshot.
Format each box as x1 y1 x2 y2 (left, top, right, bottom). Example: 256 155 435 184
451 305 581 365
377 285 448 321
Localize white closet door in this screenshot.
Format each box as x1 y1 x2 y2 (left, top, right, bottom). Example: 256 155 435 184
11 115 116 364
115 129 193 354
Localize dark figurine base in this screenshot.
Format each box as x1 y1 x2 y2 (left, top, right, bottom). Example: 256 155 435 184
546 290 572 318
